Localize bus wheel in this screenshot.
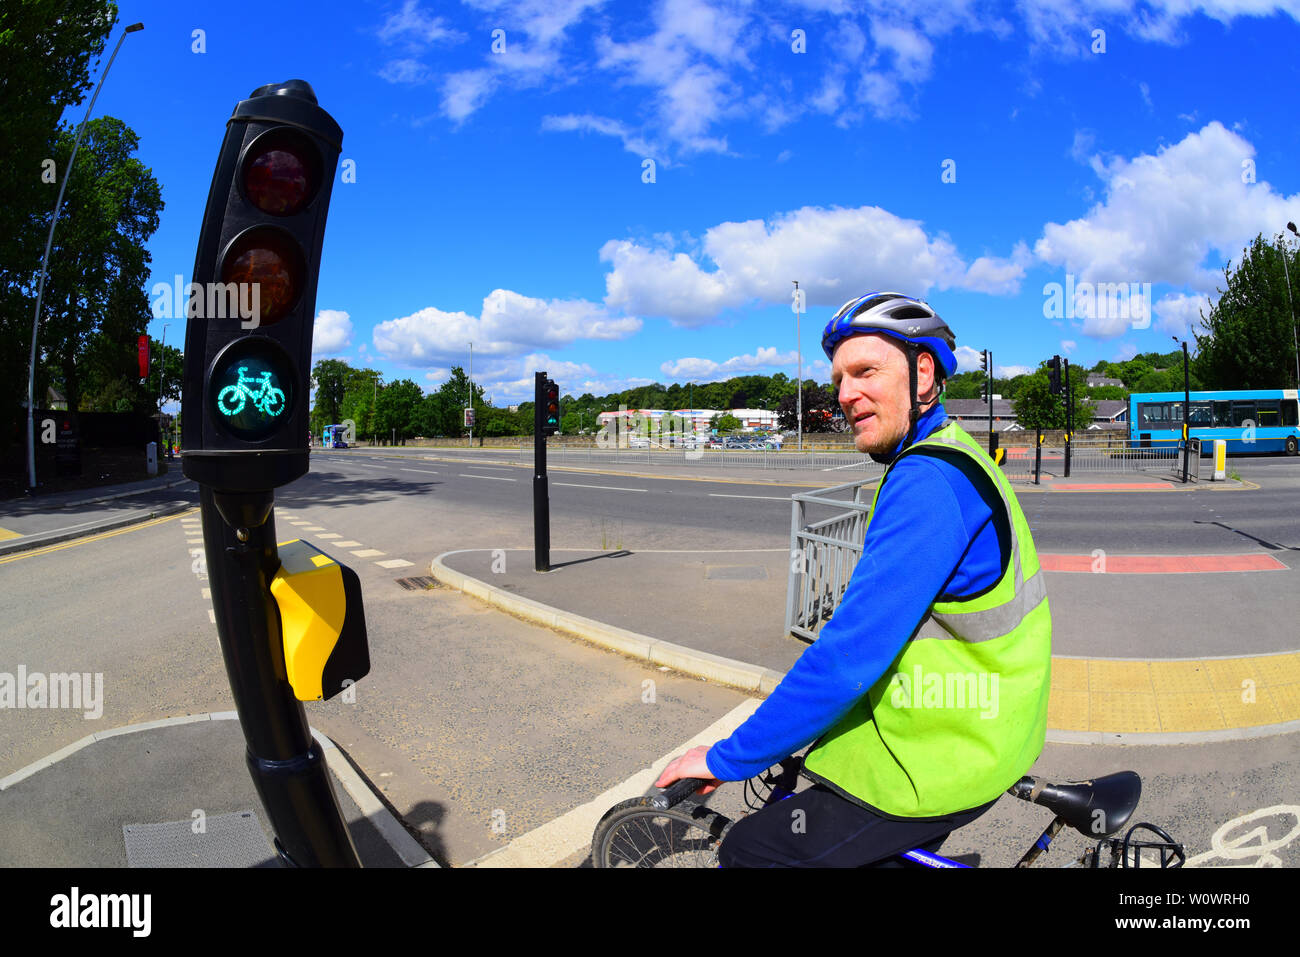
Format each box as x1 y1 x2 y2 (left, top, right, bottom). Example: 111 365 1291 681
1287 436 1298 456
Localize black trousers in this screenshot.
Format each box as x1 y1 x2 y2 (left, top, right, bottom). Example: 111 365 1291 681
717 784 997 868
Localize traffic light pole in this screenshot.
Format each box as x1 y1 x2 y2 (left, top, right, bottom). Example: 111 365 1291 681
1181 341 1190 484
200 486 361 866
1063 358 1072 478
533 372 551 572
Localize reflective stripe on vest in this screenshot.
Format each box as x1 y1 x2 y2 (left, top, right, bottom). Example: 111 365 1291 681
801 420 1052 819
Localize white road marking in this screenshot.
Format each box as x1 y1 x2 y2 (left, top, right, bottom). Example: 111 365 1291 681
208 609 216 624
352 464 389 470
287 521 313 526
554 483 648 493
400 468 440 474
351 549 385 558
708 493 791 501
316 533 342 539
201 588 211 599
460 474 516 482
334 540 363 548
467 697 762 868
302 526 326 531
821 460 873 472
376 559 415 569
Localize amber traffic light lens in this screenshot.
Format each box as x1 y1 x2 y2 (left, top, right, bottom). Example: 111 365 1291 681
242 130 320 216
219 227 305 325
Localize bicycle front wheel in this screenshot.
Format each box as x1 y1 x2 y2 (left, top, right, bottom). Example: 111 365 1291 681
592 797 733 868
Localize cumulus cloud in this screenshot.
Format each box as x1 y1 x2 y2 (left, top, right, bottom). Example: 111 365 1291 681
659 346 800 380
372 289 642 366
1035 122 1300 291
601 205 1025 325
312 309 353 356
540 113 658 158
996 364 1034 378
1154 292 1214 337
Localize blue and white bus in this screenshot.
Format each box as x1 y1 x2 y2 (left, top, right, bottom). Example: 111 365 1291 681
322 423 349 449
1129 389 1300 455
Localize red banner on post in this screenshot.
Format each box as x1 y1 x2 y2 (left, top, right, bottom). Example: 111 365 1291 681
138 335 150 378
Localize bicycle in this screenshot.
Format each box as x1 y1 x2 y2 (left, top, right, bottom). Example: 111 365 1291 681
591 757 1186 868
216 367 286 418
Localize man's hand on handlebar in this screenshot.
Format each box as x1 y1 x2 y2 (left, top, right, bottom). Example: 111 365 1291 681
654 745 721 795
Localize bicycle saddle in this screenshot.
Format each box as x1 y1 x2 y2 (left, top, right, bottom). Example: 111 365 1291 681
1008 772 1141 838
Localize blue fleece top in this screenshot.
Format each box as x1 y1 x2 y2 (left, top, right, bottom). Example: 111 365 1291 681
706 402 1012 782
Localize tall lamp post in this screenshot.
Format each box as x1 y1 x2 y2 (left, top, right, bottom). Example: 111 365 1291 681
25 22 144 490
1284 222 1300 388
1172 335 1191 484
792 280 802 452
467 341 473 446
156 323 170 413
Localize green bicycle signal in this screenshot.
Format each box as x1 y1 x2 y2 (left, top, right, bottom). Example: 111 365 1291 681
218 366 286 418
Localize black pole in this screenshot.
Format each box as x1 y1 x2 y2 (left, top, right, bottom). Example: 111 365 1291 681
1182 341 1190 483
534 371 550 572
200 486 361 867
1034 428 1042 484
986 350 993 445
1063 358 1072 478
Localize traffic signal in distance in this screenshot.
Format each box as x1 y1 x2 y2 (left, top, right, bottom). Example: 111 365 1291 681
543 379 560 435
181 80 343 491
979 350 988 373
1047 355 1062 395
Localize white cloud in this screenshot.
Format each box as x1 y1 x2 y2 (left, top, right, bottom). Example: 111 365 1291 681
1154 291 1214 337
313 309 353 356
1034 121 1300 291
1061 339 1077 353
378 1 464 46
540 113 658 158
996 364 1034 378
659 346 800 380
954 344 984 373
372 289 642 367
601 204 1024 325
442 70 499 122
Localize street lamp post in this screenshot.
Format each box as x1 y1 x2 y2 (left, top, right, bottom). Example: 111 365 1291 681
25 22 144 490
157 323 170 413
792 280 802 452
1284 223 1300 388
468 341 473 446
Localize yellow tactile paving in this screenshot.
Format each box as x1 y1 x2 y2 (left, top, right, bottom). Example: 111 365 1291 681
0 527 20 542
1049 652 1300 734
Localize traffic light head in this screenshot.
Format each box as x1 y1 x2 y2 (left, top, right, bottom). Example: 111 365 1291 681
1048 355 1062 395
543 379 560 435
182 80 342 491
980 350 988 373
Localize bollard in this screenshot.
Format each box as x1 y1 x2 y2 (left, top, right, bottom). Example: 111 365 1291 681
1213 439 1226 481
146 441 158 476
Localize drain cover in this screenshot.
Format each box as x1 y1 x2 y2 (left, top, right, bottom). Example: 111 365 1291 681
396 576 439 590
123 810 279 868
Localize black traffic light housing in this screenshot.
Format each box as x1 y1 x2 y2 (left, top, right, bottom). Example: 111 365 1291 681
1047 355 1062 395
181 80 342 491
979 349 988 373
542 379 560 435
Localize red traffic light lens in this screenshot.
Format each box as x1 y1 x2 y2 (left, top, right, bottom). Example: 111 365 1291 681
219 227 305 324
242 129 321 216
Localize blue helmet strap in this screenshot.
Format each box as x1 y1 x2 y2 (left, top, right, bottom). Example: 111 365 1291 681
905 342 921 450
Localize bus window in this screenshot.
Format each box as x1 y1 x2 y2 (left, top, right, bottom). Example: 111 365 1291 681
1256 400 1281 426
1230 401 1256 427
1213 401 1232 427
1188 402 1213 426
1285 400 1299 427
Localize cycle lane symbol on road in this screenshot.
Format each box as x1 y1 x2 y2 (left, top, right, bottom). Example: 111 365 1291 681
1184 804 1300 868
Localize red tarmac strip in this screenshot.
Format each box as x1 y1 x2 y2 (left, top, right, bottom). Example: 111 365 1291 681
1039 553 1289 573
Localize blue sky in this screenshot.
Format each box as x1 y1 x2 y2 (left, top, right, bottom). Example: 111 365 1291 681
91 0 1300 408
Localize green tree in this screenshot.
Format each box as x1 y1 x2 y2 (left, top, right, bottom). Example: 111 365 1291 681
1194 232 1300 388
1 1 119 438
1014 363 1096 430
375 378 423 443
776 384 838 432
311 358 353 430
711 412 742 433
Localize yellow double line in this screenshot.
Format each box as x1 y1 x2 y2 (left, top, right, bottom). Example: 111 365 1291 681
0 508 198 565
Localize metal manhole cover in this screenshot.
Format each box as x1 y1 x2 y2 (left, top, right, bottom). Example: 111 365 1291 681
123 810 278 868
395 576 440 590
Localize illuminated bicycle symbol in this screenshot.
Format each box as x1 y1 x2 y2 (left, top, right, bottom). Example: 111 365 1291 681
216 367 286 418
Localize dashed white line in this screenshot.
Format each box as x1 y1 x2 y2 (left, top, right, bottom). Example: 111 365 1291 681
708 493 791 501
376 559 415 569
333 540 363 548
351 549 385 558
352 464 389 470
459 474 516 482
399 468 440 474
554 483 648 493
208 609 216 624
316 533 342 539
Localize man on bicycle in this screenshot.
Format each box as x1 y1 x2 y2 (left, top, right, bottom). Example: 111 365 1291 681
655 291 1052 867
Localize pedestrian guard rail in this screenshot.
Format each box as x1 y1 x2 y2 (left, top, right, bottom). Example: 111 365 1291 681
785 477 879 642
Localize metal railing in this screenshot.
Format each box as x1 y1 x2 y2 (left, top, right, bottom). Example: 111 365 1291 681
1169 437 1201 482
785 478 875 642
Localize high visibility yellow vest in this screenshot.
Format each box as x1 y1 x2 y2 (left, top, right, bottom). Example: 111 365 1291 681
802 421 1052 818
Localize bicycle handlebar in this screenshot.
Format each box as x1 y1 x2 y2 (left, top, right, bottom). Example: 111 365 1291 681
651 777 711 810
